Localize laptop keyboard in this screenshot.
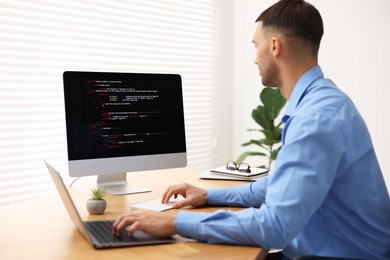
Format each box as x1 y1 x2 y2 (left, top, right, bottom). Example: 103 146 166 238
85 220 136 243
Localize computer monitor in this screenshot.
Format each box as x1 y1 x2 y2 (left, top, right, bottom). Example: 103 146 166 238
63 71 187 195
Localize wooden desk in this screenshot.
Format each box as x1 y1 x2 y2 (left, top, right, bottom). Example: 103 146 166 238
0 168 268 260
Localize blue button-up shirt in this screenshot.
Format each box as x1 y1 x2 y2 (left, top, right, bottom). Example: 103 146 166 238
176 66 390 259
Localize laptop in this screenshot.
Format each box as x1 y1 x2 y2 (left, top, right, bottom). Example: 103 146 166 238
45 161 176 249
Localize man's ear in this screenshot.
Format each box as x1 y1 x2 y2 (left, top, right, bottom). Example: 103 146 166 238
271 37 281 57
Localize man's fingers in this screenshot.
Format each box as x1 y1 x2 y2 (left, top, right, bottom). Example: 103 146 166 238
172 199 188 209
162 183 187 204
127 221 142 236
113 214 136 237
161 188 171 203
162 189 174 204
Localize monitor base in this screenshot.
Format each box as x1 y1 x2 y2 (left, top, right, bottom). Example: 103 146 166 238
97 173 151 195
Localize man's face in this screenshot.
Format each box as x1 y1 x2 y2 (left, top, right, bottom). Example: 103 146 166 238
252 22 281 88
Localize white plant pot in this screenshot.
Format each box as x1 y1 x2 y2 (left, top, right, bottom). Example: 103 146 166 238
86 199 107 215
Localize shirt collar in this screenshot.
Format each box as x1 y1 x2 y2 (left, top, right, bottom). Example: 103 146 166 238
282 65 324 123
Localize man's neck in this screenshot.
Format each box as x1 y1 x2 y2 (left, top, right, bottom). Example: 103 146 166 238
279 60 318 100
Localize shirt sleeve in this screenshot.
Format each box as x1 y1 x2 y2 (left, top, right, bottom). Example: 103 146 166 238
176 113 345 249
207 177 269 207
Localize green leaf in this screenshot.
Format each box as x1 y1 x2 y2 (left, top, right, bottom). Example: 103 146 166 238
260 129 275 142
236 151 267 164
261 127 283 143
257 138 274 146
246 128 262 132
260 88 287 120
271 146 282 160
241 139 267 149
89 187 106 200
252 105 273 130
273 127 283 141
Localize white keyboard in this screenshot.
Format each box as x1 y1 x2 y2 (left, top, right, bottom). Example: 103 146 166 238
131 197 184 212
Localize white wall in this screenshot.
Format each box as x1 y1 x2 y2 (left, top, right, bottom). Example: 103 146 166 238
215 0 235 166
231 0 390 188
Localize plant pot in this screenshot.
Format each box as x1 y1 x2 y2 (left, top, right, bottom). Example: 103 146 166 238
86 199 107 215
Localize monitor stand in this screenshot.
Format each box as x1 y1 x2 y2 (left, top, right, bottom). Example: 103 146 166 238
97 173 151 195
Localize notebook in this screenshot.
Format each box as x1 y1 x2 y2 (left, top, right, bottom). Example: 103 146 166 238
45 161 176 249
210 166 268 178
199 166 268 181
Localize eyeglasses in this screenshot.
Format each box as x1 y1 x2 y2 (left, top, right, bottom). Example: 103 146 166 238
226 161 251 173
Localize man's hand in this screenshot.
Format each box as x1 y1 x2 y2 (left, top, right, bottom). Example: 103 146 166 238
162 183 208 209
113 209 177 237
113 183 207 237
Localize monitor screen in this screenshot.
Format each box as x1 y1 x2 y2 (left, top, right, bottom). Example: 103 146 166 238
63 71 187 194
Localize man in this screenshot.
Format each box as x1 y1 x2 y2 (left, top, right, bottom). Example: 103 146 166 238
113 0 390 259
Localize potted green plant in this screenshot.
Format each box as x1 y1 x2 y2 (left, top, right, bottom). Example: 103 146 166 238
86 187 107 215
237 87 287 171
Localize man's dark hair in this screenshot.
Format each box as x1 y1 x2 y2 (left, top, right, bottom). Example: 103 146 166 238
256 0 323 55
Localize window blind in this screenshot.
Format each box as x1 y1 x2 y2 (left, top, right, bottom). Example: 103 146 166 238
0 0 220 207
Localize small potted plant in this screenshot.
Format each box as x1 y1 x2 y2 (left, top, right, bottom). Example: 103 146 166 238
86 187 107 215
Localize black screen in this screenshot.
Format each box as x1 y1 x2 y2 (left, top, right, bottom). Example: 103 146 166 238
63 71 186 161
